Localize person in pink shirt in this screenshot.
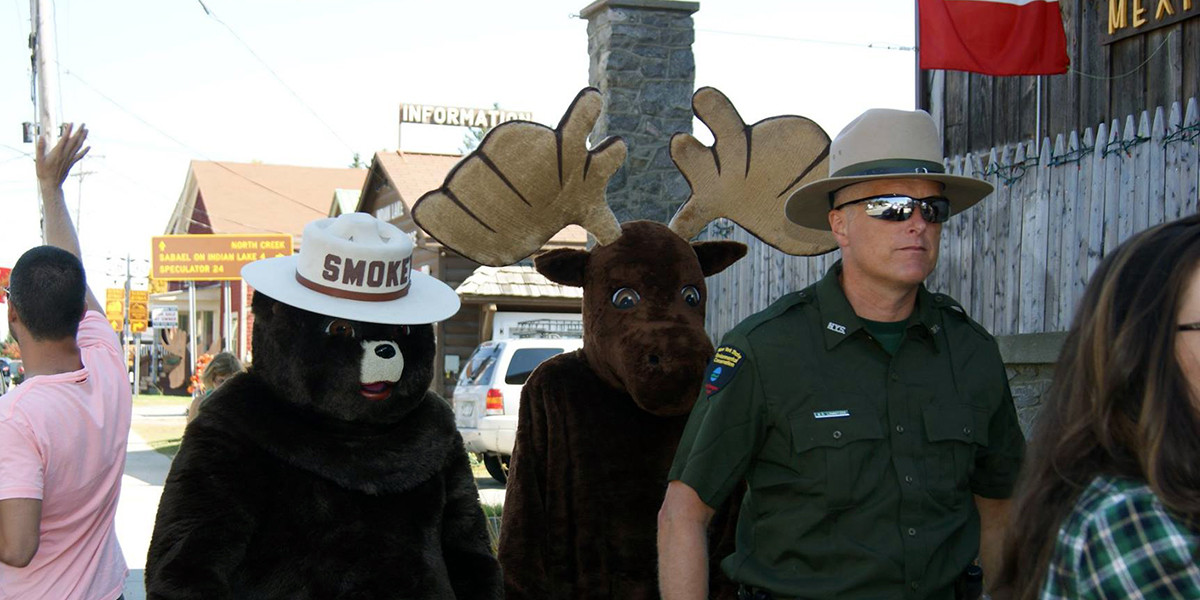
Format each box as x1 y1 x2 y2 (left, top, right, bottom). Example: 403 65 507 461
0 124 130 600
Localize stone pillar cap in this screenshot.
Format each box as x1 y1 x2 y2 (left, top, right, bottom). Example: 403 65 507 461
580 0 699 20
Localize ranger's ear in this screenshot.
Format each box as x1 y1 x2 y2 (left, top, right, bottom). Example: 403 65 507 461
534 248 589 287
692 241 747 277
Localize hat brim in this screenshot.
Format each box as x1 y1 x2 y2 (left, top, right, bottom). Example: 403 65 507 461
241 256 461 325
785 173 995 230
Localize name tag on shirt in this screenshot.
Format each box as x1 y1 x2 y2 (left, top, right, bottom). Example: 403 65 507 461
814 410 850 419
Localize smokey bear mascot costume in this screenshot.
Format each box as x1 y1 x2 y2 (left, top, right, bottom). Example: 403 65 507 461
412 88 835 599
145 213 502 599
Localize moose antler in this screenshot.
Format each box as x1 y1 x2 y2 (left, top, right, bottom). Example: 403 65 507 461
412 88 625 267
668 87 837 256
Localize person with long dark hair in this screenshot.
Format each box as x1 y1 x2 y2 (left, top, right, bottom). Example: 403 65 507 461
997 213 1200 599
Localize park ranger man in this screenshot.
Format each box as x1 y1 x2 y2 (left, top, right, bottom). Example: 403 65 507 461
657 108 1026 600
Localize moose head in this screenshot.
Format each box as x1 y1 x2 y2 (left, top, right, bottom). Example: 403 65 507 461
413 87 835 415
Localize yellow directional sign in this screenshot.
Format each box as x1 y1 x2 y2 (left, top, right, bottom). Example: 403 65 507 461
151 234 293 281
105 288 125 332
129 290 149 333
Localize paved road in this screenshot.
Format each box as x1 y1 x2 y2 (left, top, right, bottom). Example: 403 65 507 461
115 406 506 599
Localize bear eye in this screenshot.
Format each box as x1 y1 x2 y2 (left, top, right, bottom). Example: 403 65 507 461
611 288 641 310
325 319 356 337
682 285 701 307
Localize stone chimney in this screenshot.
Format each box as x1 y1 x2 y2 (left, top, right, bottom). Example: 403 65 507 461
581 0 699 223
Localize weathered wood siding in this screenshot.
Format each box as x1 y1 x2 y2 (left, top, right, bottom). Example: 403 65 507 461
703 98 1200 342
925 3 1200 158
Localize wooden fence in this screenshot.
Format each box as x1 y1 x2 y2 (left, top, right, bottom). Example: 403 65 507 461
703 97 1200 342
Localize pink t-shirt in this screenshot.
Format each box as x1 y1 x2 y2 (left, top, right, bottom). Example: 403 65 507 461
0 311 131 600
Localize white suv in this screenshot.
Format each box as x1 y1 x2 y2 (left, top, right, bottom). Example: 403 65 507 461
453 336 583 484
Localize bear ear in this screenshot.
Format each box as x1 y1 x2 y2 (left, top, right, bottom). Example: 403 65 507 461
250 291 280 321
534 248 589 287
692 241 747 277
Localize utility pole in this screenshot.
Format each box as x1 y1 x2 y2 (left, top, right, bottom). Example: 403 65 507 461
69 166 96 235
30 0 59 243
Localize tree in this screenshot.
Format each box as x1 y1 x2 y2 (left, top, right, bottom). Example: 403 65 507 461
2 334 20 360
459 102 502 154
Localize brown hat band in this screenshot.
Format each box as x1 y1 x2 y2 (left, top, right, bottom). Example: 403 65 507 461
294 271 410 302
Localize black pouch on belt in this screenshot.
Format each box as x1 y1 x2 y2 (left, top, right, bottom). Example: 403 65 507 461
954 564 984 600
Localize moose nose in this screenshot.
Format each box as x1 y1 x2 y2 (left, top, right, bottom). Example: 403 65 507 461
648 354 661 366
375 344 397 359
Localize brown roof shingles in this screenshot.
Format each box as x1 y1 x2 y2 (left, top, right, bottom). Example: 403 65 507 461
371 151 589 247
182 161 367 243
456 265 583 300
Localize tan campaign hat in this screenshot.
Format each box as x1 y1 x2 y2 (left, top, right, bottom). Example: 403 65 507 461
785 108 993 231
241 212 460 324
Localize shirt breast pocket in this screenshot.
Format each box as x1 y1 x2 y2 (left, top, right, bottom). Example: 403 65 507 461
790 409 885 511
921 403 990 509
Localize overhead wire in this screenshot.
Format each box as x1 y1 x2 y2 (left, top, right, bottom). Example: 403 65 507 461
85 154 290 235
695 28 914 51
194 0 357 155
56 63 325 217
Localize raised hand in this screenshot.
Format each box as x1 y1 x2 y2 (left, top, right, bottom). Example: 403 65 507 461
36 123 90 189
668 88 837 256
413 88 626 266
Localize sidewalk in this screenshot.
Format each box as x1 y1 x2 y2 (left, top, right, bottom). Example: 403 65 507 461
115 423 172 600
115 406 505 599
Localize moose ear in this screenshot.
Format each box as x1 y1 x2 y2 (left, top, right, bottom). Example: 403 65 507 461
534 248 589 287
692 241 747 277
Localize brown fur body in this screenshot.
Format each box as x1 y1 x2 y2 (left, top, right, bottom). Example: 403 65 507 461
498 221 744 599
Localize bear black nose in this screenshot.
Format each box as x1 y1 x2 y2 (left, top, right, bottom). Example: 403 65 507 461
375 345 397 359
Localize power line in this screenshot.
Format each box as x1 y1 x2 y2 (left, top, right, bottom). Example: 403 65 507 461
1070 30 1174 81
86 156 290 235
56 64 325 217
0 143 33 158
195 0 356 155
695 28 914 52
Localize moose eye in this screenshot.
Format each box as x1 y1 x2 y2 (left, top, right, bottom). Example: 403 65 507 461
682 285 701 307
611 288 641 310
325 319 356 337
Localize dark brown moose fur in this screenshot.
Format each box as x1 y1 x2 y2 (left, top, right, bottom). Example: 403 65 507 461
144 293 502 599
498 221 746 599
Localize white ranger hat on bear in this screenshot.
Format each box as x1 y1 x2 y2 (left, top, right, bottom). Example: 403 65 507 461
241 212 461 324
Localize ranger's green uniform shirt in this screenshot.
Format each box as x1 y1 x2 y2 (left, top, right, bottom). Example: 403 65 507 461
669 262 1025 600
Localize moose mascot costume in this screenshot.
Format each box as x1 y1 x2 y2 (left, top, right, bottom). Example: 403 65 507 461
145 213 503 599
413 87 836 599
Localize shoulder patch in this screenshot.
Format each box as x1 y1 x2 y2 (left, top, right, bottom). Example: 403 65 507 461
704 345 744 396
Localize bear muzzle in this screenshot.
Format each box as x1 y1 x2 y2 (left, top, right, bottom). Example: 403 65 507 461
359 340 405 401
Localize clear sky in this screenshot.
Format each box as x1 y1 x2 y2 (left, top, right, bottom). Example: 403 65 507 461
0 0 916 310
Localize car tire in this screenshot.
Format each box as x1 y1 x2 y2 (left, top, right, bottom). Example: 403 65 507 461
484 454 509 485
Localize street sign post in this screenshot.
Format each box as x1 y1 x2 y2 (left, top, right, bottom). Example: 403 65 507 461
151 234 293 281
150 306 179 328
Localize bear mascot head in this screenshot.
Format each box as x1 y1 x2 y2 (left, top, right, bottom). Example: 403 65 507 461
145 213 503 600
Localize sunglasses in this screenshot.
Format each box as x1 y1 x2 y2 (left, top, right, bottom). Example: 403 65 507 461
834 194 952 224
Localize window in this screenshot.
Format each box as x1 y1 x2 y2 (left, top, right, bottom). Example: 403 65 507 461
504 348 565 385
459 343 503 386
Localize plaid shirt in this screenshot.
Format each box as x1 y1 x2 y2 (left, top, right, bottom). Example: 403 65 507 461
1041 475 1200 599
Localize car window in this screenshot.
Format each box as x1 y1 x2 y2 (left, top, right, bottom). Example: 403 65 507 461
459 343 503 386
504 348 566 385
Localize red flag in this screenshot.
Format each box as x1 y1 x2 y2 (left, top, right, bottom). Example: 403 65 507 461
919 0 1069 76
